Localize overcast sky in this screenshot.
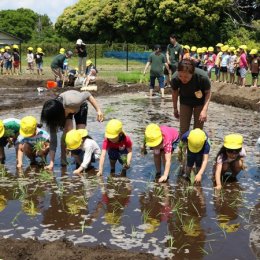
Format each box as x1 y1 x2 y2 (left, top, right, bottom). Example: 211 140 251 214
0 0 78 23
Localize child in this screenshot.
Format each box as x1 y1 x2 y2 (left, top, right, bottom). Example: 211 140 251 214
182 45 190 60
83 60 98 87
215 43 223 82
214 134 246 190
65 129 101 176
180 128 210 183
144 45 170 98
143 123 179 183
190 46 199 66
12 45 20 75
249 49 259 88
0 118 20 164
17 116 50 168
0 48 4 74
26 47 34 74
205 47 216 79
3 46 12 75
220 45 230 83
34 47 44 75
227 48 237 84
239 45 248 87
97 119 132 176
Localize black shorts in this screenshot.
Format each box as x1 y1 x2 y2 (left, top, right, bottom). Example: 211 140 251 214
67 102 88 125
220 67 228 72
252 73 259 79
0 136 8 147
236 68 240 76
164 64 177 75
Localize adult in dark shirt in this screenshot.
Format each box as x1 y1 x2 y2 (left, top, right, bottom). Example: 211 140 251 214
171 59 211 137
50 50 73 84
75 39 87 76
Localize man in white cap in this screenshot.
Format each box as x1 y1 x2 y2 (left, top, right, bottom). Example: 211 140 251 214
75 38 87 76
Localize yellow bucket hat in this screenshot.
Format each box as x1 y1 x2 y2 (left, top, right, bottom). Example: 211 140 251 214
65 129 88 150
20 116 37 137
105 119 123 139
59 48 65 54
216 43 223 47
187 128 207 153
27 47 33 51
191 46 197 52
86 59 92 66
249 49 258 55
208 46 214 52
145 123 162 147
224 134 243 149
0 120 4 138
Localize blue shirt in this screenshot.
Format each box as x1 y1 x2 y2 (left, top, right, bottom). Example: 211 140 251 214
181 130 210 155
17 128 50 145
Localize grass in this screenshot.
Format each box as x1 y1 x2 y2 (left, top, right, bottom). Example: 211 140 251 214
39 169 53 181
0 165 8 178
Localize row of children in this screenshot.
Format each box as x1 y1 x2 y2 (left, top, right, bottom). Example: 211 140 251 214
0 116 245 191
0 45 20 75
183 44 259 87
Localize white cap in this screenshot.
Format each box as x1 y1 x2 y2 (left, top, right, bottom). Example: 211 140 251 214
76 39 83 45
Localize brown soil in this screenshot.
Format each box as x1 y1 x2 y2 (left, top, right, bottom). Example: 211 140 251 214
0 238 157 260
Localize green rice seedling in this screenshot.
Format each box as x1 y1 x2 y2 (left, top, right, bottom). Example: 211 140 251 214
11 211 22 226
199 246 209 255
142 209 152 224
104 105 117 116
33 140 45 154
154 185 164 197
120 155 127 165
167 235 175 248
171 199 183 213
216 222 227 239
81 217 86 234
3 128 15 138
131 225 137 238
191 202 201 217
39 169 53 182
177 243 190 253
0 165 8 178
190 170 195 186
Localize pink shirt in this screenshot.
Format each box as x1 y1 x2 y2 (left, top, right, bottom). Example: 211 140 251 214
154 126 179 154
206 54 216 67
239 53 248 68
102 135 132 151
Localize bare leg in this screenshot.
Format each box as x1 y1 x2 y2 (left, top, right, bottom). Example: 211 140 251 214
0 146 5 164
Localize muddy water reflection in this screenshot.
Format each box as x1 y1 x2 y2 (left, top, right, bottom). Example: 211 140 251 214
0 93 259 259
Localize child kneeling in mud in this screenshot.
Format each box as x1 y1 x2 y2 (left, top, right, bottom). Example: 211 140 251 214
17 116 50 168
65 129 101 176
180 128 210 183
214 134 246 190
143 123 179 182
97 119 133 176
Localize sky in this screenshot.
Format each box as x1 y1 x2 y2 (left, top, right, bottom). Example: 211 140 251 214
0 0 79 23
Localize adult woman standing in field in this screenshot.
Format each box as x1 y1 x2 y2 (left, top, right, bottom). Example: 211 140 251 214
171 59 211 137
41 90 104 171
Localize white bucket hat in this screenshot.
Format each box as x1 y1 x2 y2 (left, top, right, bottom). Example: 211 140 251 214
76 39 83 45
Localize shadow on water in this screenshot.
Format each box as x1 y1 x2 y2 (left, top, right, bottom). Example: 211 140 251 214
0 93 259 259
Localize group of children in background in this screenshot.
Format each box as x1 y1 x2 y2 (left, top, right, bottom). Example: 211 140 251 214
0 115 246 191
182 43 259 88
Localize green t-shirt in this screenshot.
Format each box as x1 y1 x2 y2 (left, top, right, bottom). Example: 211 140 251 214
171 68 211 107
51 54 66 69
167 43 182 66
148 52 166 77
3 118 20 137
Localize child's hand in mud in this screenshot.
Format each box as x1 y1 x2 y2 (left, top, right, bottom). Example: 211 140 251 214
96 170 103 176
159 175 168 183
215 184 222 191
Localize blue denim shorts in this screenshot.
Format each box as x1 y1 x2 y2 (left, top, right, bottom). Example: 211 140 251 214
150 75 164 89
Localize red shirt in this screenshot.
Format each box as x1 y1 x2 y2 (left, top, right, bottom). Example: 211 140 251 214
102 135 132 150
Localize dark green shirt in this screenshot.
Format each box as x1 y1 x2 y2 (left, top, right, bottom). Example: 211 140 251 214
171 68 211 107
148 52 166 77
167 43 182 65
51 54 66 69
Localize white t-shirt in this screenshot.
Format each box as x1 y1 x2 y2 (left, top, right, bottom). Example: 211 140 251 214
81 138 101 169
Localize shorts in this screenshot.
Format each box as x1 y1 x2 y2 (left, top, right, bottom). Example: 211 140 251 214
13 60 19 68
164 64 177 75
153 138 179 154
236 68 240 76
252 73 259 80
187 152 203 168
215 66 220 76
36 62 43 70
108 148 128 163
67 102 88 125
240 67 247 78
4 60 12 70
150 75 164 89
228 67 235 74
0 136 8 147
220 66 227 73
207 65 214 73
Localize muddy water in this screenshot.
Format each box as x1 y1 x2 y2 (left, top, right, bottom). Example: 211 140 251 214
0 93 259 259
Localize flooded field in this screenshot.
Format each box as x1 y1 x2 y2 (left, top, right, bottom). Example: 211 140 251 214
0 92 259 259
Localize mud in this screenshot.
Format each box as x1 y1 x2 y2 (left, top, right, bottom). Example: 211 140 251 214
1 76 260 112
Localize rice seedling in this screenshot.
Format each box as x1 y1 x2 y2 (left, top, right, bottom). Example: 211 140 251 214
191 202 201 217
81 217 87 234
199 246 209 255
131 225 137 238
154 185 164 197
22 199 38 216
104 105 117 115
167 235 175 248
177 242 190 253
11 211 22 226
215 222 227 239
120 155 127 165
39 169 53 182
0 165 8 178
142 209 151 224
